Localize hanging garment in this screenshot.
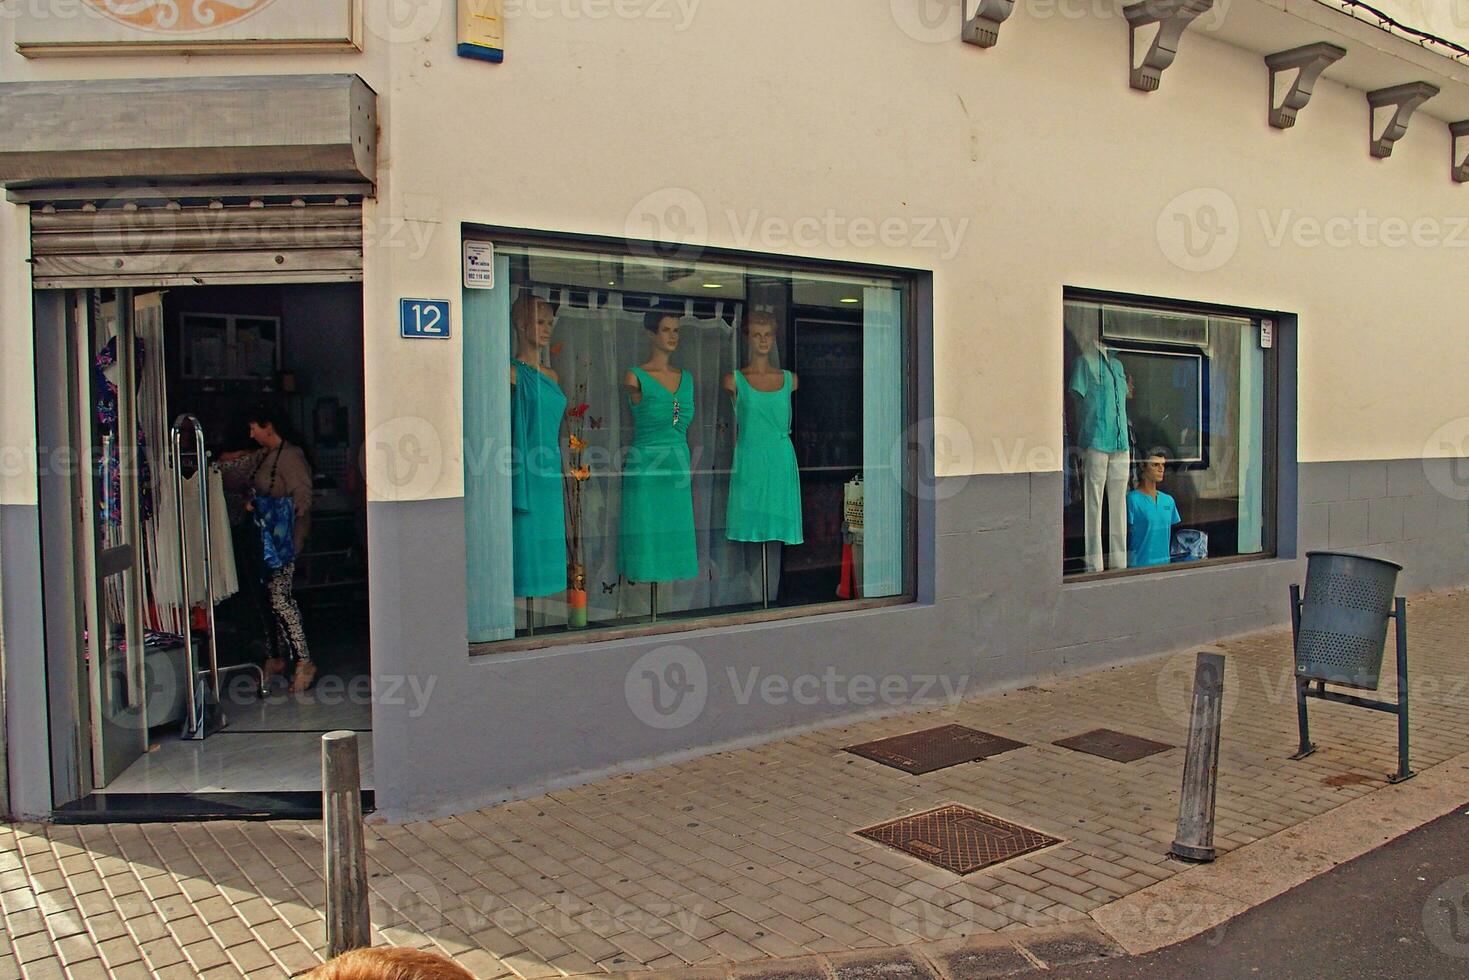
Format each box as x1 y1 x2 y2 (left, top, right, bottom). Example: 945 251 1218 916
510 359 570 597
94 336 155 525
726 370 803 545
178 467 239 602
1068 347 1129 454
134 294 177 633
620 366 697 582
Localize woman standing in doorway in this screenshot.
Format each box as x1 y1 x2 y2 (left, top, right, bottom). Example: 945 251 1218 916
221 403 317 693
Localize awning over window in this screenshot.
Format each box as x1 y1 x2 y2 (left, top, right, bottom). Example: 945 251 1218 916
0 74 376 191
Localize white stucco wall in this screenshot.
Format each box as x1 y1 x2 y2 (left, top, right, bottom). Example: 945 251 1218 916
2 0 1467 513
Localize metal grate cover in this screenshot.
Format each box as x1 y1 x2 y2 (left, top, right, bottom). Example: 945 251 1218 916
1054 728 1174 763
845 724 1026 775
857 804 1060 874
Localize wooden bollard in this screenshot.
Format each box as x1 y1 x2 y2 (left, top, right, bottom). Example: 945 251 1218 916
1171 652 1225 862
323 730 370 957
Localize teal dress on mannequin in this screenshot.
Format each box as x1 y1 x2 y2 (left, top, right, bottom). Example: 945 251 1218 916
620 366 698 582
511 360 568 597
727 370 804 545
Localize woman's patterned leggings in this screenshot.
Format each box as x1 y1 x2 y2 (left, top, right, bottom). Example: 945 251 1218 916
264 563 311 663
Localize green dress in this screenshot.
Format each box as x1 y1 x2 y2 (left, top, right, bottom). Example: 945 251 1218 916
727 370 804 545
620 366 698 582
511 360 568 597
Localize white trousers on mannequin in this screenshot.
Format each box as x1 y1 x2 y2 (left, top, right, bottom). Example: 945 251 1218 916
1082 448 1129 573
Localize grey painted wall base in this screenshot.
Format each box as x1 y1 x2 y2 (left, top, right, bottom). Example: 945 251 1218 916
364 458 1469 822
2 503 51 820
6 460 1465 821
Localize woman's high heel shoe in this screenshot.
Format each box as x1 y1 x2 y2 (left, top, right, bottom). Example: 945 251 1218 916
290 661 318 693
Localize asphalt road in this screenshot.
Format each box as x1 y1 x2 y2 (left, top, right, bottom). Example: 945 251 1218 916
1048 803 1469 979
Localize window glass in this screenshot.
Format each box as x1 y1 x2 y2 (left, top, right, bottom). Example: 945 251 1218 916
1062 297 1272 576
465 240 912 644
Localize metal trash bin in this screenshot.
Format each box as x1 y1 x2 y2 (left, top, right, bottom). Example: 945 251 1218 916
1294 550 1403 690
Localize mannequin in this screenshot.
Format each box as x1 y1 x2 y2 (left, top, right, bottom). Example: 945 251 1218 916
1126 449 1181 568
1068 340 1129 572
723 311 803 547
509 296 569 600
620 311 698 586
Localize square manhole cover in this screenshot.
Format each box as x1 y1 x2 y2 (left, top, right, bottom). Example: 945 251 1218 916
845 724 1026 775
857 804 1060 875
1054 728 1173 763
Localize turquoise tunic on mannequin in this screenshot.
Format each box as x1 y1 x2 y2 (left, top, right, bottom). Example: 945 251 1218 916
620 366 698 582
727 370 803 545
510 360 569 597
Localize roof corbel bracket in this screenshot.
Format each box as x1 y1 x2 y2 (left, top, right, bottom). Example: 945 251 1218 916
962 0 1016 48
1124 0 1215 93
1367 82 1439 159
1265 43 1347 129
1450 121 1469 183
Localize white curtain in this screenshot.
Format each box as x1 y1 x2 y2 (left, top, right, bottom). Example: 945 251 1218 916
862 286 904 598
464 255 516 643
547 292 766 623
132 292 184 634
1238 324 1265 554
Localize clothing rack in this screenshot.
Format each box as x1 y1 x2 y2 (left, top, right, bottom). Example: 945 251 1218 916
170 414 264 739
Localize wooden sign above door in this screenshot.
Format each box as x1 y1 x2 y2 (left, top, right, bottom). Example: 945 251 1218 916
16 0 361 57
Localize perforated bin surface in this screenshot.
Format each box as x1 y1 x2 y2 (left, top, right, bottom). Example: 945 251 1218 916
1295 551 1402 690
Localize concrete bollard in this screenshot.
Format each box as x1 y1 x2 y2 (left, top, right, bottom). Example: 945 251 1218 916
1171 651 1225 862
323 730 371 957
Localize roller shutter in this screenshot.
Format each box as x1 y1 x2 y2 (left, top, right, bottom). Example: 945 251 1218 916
30 196 363 289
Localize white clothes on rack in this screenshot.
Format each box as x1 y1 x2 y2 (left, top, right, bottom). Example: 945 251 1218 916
152 465 238 622
182 467 238 603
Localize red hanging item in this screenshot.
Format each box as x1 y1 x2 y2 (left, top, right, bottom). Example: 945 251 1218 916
836 542 855 600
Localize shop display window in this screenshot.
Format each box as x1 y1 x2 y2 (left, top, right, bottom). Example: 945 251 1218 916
1062 294 1276 577
464 238 915 646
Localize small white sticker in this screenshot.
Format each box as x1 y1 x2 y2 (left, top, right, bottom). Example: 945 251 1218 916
463 240 495 290
1260 319 1274 349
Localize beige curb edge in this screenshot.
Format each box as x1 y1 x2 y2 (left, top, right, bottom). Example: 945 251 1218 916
1089 748 1469 955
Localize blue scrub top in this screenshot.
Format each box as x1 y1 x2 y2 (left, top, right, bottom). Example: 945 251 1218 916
1068 349 1129 454
1127 489 1181 568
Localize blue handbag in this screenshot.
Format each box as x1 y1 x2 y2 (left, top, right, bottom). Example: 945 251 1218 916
252 494 297 570
249 446 298 571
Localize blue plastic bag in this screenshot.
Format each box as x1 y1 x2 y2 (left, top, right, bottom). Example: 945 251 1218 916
252 495 297 570
1171 528 1208 563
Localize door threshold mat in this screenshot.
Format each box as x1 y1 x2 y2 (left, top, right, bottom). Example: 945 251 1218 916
844 724 1026 775
51 790 372 823
1053 728 1174 763
857 804 1061 875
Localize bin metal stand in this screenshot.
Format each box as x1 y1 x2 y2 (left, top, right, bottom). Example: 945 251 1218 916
1290 583 1413 783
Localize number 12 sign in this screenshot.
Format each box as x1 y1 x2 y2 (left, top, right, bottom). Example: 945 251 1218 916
400 298 452 339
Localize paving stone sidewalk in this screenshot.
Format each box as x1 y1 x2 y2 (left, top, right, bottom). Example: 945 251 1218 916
5 589 1469 979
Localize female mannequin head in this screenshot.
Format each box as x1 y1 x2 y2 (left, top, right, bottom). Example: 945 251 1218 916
744 311 778 362
511 295 556 353
643 311 680 355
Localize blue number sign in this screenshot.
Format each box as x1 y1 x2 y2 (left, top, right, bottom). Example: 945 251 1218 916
400 298 452 339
